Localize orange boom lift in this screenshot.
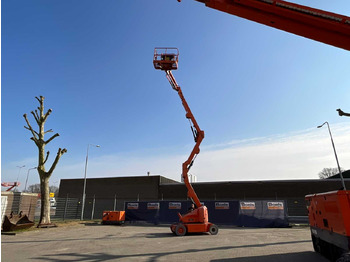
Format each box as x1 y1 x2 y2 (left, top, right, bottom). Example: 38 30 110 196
153 48 218 236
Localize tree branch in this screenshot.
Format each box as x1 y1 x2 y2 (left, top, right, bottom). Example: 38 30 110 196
30 111 40 125
24 125 39 137
48 148 67 175
36 96 45 119
45 133 60 145
337 108 350 117
44 129 53 134
43 109 53 121
30 137 39 146
43 151 50 165
23 114 39 141
35 110 40 122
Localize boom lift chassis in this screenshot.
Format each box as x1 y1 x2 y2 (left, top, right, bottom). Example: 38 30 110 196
154 48 218 236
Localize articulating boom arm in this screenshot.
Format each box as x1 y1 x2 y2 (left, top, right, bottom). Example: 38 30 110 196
166 70 204 208
193 0 350 51
1 182 20 192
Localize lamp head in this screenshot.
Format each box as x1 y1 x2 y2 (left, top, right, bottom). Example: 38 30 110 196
317 122 328 129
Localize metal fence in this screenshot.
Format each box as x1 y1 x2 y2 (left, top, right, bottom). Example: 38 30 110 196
53 195 129 221
1 193 308 224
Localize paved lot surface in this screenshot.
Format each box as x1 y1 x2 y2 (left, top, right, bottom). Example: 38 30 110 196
2 223 329 261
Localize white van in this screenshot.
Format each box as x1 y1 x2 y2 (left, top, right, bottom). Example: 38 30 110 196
50 197 56 207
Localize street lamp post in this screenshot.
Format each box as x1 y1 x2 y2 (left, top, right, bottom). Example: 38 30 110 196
81 144 100 220
24 167 37 192
317 121 346 190
16 165 25 185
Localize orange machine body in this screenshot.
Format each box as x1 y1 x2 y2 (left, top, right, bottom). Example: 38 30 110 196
170 206 215 234
102 211 125 225
306 190 350 260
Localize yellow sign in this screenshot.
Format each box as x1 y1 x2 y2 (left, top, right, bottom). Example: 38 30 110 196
50 193 55 198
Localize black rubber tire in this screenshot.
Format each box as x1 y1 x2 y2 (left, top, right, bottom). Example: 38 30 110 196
209 224 219 235
170 223 177 233
336 253 350 262
175 224 187 236
312 235 321 253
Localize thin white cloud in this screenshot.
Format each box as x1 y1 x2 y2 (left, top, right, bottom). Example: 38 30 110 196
4 123 350 189
193 123 350 181
58 122 350 183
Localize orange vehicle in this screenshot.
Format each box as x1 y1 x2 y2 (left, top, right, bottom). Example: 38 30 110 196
154 48 218 236
1 182 20 191
306 190 350 261
189 0 350 51
101 211 125 225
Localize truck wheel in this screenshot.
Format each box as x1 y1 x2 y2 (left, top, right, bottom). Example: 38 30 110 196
170 223 178 234
329 243 341 262
312 235 321 253
209 224 219 235
175 224 187 236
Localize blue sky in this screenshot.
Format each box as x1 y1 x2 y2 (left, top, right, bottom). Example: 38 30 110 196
2 0 350 190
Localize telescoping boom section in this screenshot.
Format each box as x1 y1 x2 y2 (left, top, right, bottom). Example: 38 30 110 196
154 48 218 236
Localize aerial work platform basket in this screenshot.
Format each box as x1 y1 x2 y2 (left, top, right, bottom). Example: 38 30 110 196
153 48 179 71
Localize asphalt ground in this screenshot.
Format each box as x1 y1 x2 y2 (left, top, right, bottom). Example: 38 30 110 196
1 223 329 262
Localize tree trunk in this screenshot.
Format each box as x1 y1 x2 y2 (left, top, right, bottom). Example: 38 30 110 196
39 174 51 225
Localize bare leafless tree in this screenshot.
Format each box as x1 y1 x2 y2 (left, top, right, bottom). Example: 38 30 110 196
23 96 67 226
25 183 41 193
49 186 59 195
318 167 344 179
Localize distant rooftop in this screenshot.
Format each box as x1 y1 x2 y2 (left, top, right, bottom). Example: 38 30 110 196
327 169 350 179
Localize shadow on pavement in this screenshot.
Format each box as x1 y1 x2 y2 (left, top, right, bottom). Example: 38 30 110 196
31 240 319 262
211 251 328 262
82 222 103 226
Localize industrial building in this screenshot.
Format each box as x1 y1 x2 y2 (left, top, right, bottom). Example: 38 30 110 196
58 174 350 219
